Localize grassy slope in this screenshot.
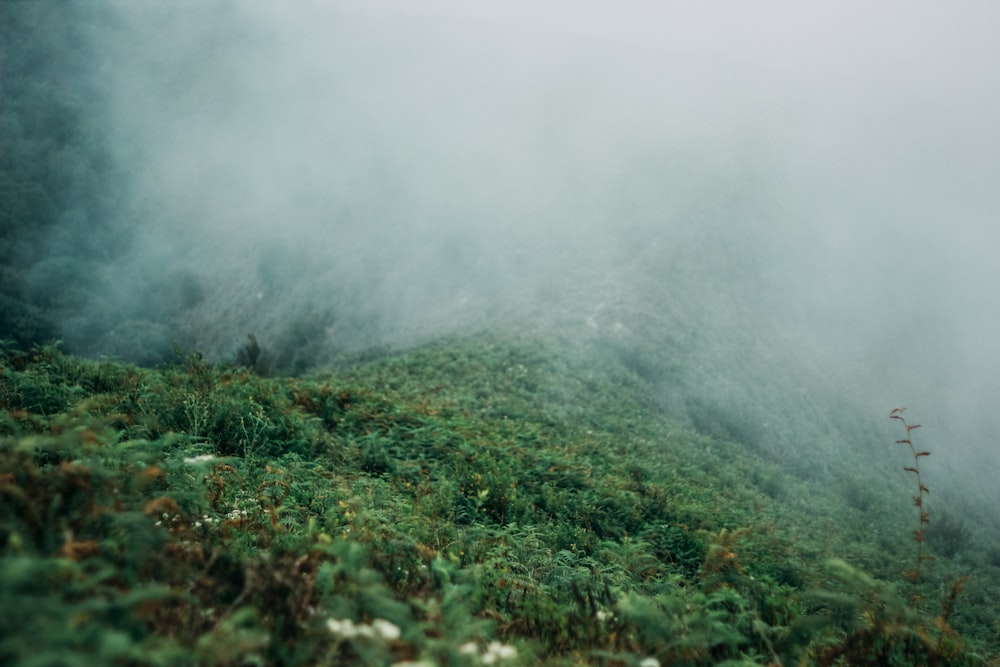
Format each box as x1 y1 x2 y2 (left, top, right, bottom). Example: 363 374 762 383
1 332 997 666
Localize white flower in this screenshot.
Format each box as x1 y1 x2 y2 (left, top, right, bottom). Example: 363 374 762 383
482 641 517 663
459 642 479 655
328 617 400 642
372 619 401 641
640 658 660 667
493 643 517 659
327 618 358 638
183 454 217 464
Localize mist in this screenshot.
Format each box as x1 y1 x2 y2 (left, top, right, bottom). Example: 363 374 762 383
14 2 1000 505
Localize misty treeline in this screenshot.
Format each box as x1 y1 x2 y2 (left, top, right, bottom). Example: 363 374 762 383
0 0 756 371
2 1 390 373
2 1 244 366
1 1 114 350
2 1 202 365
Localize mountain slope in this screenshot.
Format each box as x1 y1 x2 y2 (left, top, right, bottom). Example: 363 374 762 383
2 332 997 666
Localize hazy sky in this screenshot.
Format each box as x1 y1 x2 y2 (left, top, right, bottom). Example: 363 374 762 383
80 0 1000 489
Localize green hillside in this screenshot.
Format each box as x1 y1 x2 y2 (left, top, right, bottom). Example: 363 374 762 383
4 3 1000 665
2 333 997 666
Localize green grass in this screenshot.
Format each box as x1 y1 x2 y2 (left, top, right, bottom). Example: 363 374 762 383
1 332 998 666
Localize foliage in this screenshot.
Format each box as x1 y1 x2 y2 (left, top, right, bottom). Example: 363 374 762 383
0 1 122 349
1 335 997 665
0 1 203 363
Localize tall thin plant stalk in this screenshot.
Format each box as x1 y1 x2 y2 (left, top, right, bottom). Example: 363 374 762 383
889 407 933 606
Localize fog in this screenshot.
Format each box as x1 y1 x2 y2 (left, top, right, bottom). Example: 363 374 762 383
42 2 1000 503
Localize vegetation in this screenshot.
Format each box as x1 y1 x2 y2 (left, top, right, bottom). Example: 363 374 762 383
0 0 208 363
5 3 999 664
890 407 936 606
1 1 116 349
2 333 998 666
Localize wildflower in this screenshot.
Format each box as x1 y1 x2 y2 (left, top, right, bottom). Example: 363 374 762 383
459 642 479 655
183 454 217 464
372 619 401 641
491 643 517 659
640 658 660 667
327 618 358 638
482 641 517 664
